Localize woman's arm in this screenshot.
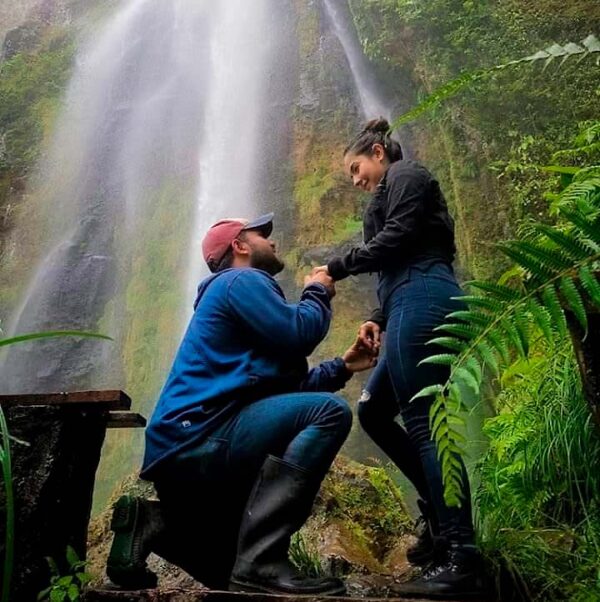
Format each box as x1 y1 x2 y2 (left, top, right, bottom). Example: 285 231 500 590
327 163 430 280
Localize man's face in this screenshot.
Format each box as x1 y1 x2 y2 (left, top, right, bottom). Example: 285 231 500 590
242 229 285 276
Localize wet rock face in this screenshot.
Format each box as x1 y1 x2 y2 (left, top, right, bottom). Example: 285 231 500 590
0 404 107 601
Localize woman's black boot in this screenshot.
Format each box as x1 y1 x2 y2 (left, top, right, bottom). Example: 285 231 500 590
396 542 488 600
229 455 345 596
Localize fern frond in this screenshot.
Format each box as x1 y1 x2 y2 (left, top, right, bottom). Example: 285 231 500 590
457 295 505 313
434 322 481 340
426 336 466 353
559 276 588 332
561 209 600 248
419 353 457 366
475 341 501 377
579 266 600 307
534 224 596 261
389 36 600 130
467 281 522 301
541 284 568 336
527 298 554 344
447 310 494 328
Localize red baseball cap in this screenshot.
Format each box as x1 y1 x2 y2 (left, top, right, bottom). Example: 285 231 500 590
202 212 274 272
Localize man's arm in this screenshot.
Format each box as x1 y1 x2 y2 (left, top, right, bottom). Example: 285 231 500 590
299 337 378 392
226 269 333 356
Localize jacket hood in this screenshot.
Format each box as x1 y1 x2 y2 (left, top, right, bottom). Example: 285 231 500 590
193 269 232 310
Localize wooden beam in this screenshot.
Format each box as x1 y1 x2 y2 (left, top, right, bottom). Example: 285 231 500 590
106 412 146 429
0 390 131 410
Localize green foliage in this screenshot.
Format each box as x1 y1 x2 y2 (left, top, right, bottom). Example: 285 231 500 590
389 35 599 131
37 546 92 602
289 533 323 578
413 124 600 507
0 35 75 176
477 343 600 600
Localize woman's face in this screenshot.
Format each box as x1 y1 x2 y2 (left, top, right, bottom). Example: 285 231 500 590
344 143 388 193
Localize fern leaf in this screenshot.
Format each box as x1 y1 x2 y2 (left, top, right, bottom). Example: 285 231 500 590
527 298 554 343
447 310 493 328
514 311 531 357
578 266 600 307
541 284 568 336
426 336 466 353
500 317 527 357
475 341 500 377
559 276 588 332
465 356 483 382
498 242 559 279
561 209 600 248
534 223 595 260
419 353 457 366
434 323 481 340
488 330 511 364
467 281 522 301
454 367 480 394
458 295 505 313
410 384 445 402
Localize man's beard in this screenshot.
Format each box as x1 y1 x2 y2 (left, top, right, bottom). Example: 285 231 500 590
250 249 285 276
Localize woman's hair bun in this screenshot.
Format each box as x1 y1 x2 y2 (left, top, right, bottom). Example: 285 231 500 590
364 117 390 134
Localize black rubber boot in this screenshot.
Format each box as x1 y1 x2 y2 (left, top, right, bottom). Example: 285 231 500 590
229 455 345 596
406 499 438 566
106 495 163 589
396 542 488 600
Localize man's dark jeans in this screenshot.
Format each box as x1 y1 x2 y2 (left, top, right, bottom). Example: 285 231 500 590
152 392 352 585
358 261 474 543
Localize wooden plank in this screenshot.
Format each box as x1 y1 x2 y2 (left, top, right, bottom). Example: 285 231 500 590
0 390 131 410
106 412 146 429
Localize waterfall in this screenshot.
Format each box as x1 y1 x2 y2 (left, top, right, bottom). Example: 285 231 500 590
322 0 392 121
0 0 280 393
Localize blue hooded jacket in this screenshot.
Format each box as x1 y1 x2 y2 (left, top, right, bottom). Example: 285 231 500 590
141 267 351 479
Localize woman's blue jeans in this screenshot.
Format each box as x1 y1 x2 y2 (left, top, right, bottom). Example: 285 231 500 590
358 261 474 544
153 392 352 584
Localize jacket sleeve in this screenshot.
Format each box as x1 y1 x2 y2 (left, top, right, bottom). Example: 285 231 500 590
299 357 353 392
327 164 429 281
227 270 332 356
368 307 387 331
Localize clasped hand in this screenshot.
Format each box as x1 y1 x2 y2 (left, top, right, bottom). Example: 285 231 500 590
304 265 335 298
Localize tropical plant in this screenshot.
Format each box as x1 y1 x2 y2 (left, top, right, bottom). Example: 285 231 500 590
389 35 600 131
409 123 600 506
37 546 92 602
0 330 111 602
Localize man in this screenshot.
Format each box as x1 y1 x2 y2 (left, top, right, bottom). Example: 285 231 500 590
107 213 376 594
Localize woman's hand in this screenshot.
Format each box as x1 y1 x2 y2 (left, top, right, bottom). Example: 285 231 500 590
358 321 381 352
342 336 378 373
304 267 335 298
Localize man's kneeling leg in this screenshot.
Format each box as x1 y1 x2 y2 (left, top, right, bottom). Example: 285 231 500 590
229 455 345 596
107 495 162 589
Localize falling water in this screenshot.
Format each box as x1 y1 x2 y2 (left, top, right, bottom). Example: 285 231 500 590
0 0 285 393
322 0 392 120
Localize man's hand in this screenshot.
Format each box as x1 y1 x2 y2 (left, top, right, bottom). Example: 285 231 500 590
304 267 336 298
342 336 378 373
358 321 381 352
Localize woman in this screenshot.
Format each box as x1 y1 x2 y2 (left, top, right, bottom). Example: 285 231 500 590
318 118 485 599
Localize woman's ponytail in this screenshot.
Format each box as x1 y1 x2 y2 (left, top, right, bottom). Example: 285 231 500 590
344 118 403 163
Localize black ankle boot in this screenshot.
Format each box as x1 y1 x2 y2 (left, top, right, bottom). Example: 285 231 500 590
107 496 164 589
229 455 345 596
406 499 437 566
396 542 488 600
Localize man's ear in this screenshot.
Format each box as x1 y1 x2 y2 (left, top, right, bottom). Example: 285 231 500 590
231 238 249 257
